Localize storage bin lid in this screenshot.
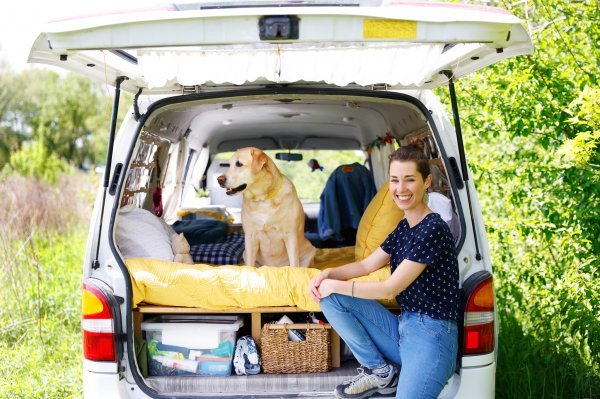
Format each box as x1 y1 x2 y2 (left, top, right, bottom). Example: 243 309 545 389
141 315 243 349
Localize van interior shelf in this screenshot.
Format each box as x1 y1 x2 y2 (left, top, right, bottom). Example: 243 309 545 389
134 304 344 367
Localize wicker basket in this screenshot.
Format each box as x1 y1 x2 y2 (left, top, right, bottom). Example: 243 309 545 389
260 323 332 374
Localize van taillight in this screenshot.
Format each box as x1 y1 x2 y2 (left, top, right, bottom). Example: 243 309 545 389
463 276 494 355
82 284 116 361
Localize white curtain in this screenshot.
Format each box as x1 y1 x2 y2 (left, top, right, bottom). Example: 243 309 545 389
370 142 395 189
163 140 189 224
138 43 444 88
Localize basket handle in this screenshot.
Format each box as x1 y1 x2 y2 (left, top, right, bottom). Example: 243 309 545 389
269 323 331 330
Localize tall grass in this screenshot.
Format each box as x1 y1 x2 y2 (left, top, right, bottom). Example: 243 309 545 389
0 172 96 399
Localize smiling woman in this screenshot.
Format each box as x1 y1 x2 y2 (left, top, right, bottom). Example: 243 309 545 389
388 145 432 217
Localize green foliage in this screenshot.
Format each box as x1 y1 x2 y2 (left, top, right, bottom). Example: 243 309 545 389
28 72 110 169
560 85 600 169
0 65 132 171
435 0 600 396
0 62 30 166
4 141 72 183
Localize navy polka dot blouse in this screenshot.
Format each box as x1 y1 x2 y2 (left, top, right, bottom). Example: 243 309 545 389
381 212 460 320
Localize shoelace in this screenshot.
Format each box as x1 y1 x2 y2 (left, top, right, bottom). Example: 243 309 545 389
343 368 383 393
342 367 366 384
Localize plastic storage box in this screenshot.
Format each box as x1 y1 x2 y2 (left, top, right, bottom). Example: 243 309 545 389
141 315 244 376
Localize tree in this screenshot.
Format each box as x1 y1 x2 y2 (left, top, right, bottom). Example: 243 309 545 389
28 72 112 169
0 63 30 166
0 64 132 174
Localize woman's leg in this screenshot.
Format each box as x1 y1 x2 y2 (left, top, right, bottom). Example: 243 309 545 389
395 312 458 399
320 293 401 368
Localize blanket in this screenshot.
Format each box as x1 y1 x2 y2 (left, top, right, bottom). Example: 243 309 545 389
126 246 393 311
189 232 245 264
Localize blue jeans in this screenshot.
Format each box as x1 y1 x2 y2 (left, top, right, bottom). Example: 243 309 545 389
320 293 458 399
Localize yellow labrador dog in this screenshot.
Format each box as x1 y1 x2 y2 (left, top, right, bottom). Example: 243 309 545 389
217 147 316 267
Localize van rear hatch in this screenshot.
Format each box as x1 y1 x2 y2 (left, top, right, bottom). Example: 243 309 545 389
28 0 532 94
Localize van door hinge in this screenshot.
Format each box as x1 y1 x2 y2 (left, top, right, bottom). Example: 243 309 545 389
181 85 201 94
133 88 144 121
371 83 389 91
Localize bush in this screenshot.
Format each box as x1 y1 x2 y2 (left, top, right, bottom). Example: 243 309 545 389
3 141 72 184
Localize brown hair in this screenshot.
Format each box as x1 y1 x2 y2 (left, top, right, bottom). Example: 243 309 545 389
389 144 431 180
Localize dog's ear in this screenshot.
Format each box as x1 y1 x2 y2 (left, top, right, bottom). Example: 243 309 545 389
251 149 268 173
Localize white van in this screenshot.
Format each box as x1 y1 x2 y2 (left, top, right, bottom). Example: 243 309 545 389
30 1 533 398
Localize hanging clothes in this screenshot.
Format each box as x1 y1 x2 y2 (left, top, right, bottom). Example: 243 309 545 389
318 163 376 242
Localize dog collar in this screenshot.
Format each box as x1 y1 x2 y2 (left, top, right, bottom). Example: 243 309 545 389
253 174 284 201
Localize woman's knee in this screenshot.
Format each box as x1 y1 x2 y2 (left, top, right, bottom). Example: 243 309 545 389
319 293 343 311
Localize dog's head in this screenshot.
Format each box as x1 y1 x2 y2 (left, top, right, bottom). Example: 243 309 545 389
217 147 270 196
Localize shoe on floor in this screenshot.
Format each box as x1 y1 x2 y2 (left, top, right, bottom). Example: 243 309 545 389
334 366 398 399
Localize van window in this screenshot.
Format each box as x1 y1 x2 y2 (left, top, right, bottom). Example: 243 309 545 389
213 149 368 202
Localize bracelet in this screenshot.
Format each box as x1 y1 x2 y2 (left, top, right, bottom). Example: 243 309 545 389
351 281 355 298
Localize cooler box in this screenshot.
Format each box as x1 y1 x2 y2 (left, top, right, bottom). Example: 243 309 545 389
141 315 244 376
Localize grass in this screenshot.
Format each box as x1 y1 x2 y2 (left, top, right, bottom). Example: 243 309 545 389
497 312 599 399
0 228 86 399
0 173 94 399
0 172 597 398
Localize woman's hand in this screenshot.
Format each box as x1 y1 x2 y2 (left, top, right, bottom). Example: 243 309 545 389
308 271 329 302
316 279 336 299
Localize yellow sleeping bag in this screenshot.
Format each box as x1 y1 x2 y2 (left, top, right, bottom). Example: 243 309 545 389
127 246 392 311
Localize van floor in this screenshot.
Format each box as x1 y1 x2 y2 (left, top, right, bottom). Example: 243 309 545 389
144 360 394 397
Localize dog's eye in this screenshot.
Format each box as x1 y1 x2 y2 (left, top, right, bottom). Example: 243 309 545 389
235 161 243 167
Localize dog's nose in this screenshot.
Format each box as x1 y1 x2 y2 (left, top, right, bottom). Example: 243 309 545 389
217 175 226 187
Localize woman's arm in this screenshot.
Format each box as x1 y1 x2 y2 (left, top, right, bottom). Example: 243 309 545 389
317 258 426 301
308 248 390 302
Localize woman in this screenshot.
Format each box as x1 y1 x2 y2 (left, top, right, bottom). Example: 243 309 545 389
309 145 460 399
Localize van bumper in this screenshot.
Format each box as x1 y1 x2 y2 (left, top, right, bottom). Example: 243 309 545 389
449 361 496 399
84 370 149 399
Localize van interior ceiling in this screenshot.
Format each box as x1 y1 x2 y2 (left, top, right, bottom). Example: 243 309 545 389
148 96 402 152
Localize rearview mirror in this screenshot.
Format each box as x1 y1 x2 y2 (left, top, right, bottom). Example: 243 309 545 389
275 152 303 162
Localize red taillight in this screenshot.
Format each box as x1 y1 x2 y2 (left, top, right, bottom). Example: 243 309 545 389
82 284 116 361
463 277 495 355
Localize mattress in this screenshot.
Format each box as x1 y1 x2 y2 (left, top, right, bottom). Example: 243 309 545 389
126 246 393 311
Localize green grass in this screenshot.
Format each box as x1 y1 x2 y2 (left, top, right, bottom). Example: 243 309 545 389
497 312 599 399
0 230 85 399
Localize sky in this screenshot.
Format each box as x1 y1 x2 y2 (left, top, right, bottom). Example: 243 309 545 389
0 0 151 71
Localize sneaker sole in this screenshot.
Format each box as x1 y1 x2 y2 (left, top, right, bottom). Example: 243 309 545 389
334 386 397 399
378 386 398 395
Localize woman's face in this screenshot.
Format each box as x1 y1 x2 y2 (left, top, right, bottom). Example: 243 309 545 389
389 160 431 212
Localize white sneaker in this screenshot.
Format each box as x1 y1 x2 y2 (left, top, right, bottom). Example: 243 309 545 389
334 366 398 399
